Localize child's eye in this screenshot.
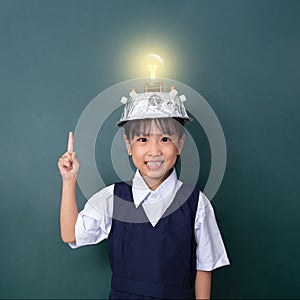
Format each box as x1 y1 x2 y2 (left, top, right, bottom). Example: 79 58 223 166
161 137 171 142
137 137 147 142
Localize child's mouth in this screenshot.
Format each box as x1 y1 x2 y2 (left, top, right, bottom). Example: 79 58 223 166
146 161 164 170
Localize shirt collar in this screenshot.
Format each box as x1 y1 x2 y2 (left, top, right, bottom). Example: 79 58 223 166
132 168 178 208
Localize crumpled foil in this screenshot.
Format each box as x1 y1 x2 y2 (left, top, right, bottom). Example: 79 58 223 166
117 90 191 126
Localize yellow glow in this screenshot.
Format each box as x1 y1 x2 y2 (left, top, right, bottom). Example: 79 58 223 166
148 53 164 65
145 53 164 79
147 64 158 79
119 36 179 79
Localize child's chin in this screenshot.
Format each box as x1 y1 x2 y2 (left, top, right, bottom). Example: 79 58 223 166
145 171 169 183
146 167 166 177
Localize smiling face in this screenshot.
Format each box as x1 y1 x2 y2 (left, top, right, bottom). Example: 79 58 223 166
124 118 185 190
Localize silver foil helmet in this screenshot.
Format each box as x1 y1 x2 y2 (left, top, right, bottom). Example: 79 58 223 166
117 87 191 126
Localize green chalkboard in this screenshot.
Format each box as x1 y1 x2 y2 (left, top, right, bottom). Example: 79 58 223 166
1 0 300 299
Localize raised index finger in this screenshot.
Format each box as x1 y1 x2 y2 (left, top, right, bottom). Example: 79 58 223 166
67 131 74 152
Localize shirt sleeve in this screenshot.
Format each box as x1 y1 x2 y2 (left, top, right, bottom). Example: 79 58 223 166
68 184 114 249
194 192 230 271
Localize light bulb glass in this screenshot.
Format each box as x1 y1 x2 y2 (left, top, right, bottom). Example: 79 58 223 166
145 54 163 79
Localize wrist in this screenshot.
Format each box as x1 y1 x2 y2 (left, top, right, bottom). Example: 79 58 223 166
62 176 77 185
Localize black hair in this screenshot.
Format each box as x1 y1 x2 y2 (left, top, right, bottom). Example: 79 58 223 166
123 118 186 141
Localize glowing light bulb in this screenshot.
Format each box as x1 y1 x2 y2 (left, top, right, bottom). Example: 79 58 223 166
145 54 164 79
147 64 158 79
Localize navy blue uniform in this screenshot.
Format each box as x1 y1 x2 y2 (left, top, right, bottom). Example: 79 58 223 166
108 182 199 299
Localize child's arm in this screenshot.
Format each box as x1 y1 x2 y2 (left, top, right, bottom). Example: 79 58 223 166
57 132 80 243
195 270 211 300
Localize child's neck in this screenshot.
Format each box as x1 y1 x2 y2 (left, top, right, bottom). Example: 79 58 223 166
140 169 173 191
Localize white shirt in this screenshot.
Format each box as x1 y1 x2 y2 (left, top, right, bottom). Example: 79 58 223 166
69 169 230 271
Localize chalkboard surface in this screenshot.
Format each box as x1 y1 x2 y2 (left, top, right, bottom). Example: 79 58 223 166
1 0 300 299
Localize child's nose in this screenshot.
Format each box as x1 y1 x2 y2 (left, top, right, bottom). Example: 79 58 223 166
148 139 162 156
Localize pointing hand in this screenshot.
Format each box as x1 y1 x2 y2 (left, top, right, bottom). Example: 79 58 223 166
57 132 80 181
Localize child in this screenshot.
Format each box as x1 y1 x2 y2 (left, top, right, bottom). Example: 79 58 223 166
58 87 229 299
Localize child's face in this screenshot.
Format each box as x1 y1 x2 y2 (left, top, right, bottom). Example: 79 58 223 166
124 120 185 190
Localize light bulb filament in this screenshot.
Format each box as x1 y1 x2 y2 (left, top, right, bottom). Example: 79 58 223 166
147 64 158 79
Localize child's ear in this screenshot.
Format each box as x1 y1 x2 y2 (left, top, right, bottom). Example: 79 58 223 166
123 135 132 155
177 134 186 155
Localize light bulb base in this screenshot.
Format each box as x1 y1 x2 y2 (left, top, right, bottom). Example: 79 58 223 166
144 80 163 93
